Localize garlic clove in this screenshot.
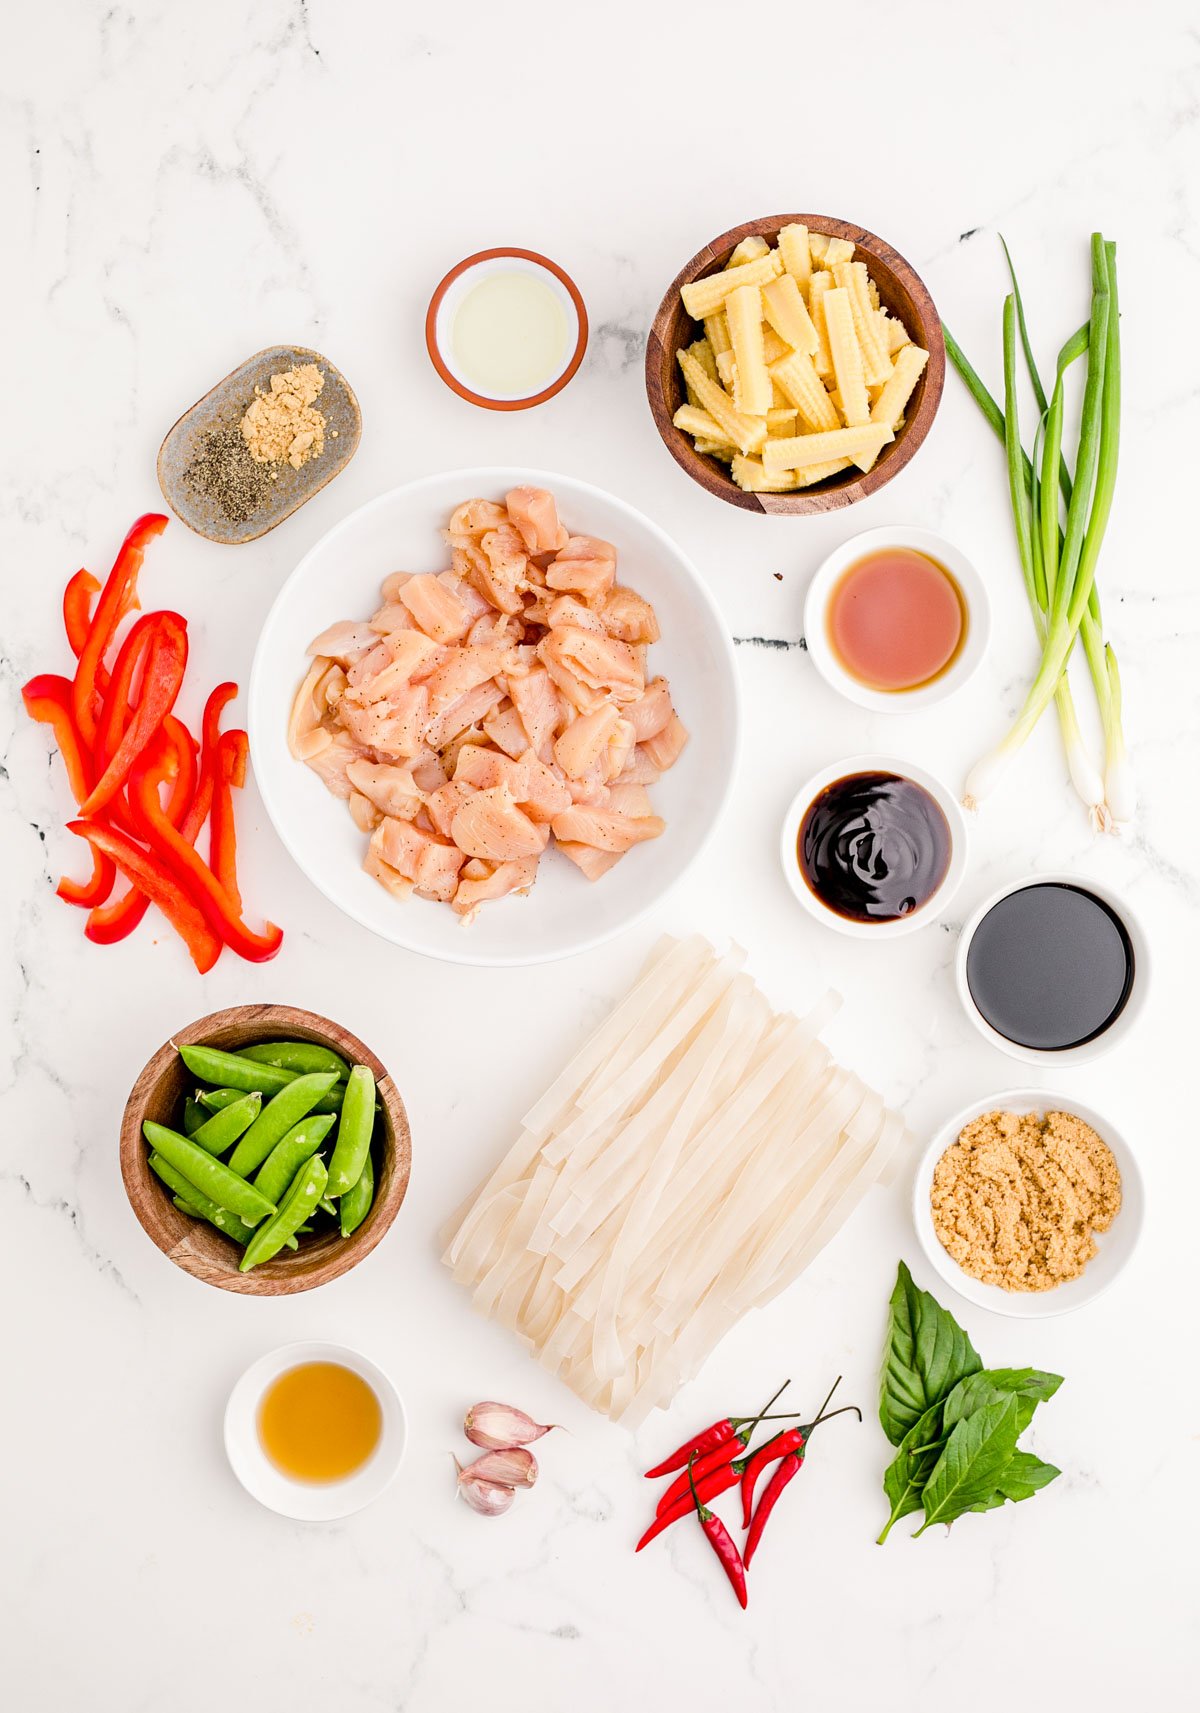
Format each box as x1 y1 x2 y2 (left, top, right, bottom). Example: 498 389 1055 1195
455 1458 516 1517
464 1401 558 1450
460 1446 538 1489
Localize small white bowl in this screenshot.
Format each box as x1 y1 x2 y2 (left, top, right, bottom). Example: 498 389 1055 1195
803 525 990 712
224 1341 407 1520
913 1089 1144 1318
955 872 1149 1067
425 248 587 410
780 754 967 939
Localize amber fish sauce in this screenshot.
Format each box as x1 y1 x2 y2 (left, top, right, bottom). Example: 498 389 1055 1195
827 548 966 693
257 1361 382 1484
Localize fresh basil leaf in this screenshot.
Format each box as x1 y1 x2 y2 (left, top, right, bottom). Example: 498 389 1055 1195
878 1398 945 1542
942 1368 1064 1437
982 1450 1061 1508
913 1397 1022 1533
879 1261 982 1446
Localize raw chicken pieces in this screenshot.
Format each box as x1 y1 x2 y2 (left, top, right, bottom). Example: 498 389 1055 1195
288 488 688 922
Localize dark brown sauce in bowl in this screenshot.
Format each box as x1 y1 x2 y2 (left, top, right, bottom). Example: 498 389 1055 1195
798 772 952 923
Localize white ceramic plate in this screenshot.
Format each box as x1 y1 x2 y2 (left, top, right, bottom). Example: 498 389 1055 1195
779 753 967 940
912 1090 1144 1318
249 468 740 966
224 1341 407 1520
802 525 990 713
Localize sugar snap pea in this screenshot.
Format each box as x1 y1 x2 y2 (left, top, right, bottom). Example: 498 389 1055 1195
179 1043 296 1096
227 1071 340 1178
189 1092 262 1156
150 1154 254 1244
197 1087 248 1115
339 1149 374 1237
143 1120 276 1226
328 1064 376 1195
239 1041 350 1081
252 1112 335 1206
240 1156 328 1271
182 1098 204 1137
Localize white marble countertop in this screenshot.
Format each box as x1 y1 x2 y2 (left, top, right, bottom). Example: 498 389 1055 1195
4 3 1198 1707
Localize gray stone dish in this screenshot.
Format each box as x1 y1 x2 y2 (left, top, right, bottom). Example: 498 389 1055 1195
157 345 361 545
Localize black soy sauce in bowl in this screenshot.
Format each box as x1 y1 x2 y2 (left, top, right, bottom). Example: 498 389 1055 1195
798 772 951 923
964 882 1134 1052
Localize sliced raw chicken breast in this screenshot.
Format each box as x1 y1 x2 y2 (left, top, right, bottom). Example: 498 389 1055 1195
505 486 563 555
641 712 689 771
556 842 624 881
602 586 661 645
451 784 549 861
550 805 665 852
452 855 539 920
400 573 473 644
345 758 424 820
546 536 617 602
306 621 378 664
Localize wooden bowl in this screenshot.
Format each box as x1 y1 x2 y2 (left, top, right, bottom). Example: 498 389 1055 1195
645 215 945 515
120 1005 411 1295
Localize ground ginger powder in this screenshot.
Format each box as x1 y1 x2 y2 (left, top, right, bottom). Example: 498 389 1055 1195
930 1109 1121 1292
241 363 326 470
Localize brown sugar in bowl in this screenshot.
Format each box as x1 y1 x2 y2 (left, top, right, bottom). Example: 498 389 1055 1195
645 214 945 515
120 1004 411 1295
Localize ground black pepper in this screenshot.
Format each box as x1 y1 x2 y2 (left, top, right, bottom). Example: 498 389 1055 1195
184 423 275 523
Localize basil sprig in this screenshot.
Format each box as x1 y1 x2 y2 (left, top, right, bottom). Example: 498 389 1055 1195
877 1263 1063 1542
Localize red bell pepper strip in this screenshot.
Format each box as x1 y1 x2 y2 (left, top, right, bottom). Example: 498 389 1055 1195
212 731 245 911
68 819 220 974
72 513 164 745
655 1379 794 1518
94 611 158 771
63 570 100 660
81 612 187 816
22 674 94 805
57 847 116 910
643 1379 792 1480
128 736 282 964
687 1455 748 1610
88 732 206 945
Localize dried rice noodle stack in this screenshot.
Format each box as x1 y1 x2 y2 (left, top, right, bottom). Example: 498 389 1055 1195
442 935 910 1425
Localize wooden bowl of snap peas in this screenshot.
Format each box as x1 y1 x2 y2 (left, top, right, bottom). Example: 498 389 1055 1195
120 1004 412 1294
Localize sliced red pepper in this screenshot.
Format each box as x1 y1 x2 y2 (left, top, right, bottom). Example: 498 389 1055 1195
80 611 187 816
63 570 100 660
22 673 93 805
57 847 116 909
72 513 165 745
68 819 220 974
88 717 201 944
94 611 159 772
212 730 246 911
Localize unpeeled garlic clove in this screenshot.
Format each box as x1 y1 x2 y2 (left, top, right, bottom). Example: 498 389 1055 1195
464 1401 557 1450
460 1446 538 1489
455 1458 516 1517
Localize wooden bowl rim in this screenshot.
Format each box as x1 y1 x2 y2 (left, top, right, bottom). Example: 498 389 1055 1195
119 1003 411 1295
644 213 945 515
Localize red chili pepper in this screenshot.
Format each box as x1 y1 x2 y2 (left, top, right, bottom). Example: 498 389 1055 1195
22 674 94 805
655 1378 795 1517
128 737 282 964
687 1454 747 1610
68 819 220 974
63 570 100 661
636 1456 746 1551
72 513 163 745
643 1378 792 1480
81 612 187 816
740 1426 806 1528
743 1453 804 1571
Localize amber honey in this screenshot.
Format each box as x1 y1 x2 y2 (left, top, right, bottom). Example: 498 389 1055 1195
257 1361 382 1484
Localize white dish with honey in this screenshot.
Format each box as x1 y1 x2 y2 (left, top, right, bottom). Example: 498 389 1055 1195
224 1341 407 1519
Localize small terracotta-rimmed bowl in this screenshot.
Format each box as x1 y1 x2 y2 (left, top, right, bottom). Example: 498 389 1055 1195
158 346 361 545
426 248 588 410
646 215 944 514
120 1005 411 1295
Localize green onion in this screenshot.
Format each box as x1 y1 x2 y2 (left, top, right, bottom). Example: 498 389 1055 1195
943 232 1129 829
